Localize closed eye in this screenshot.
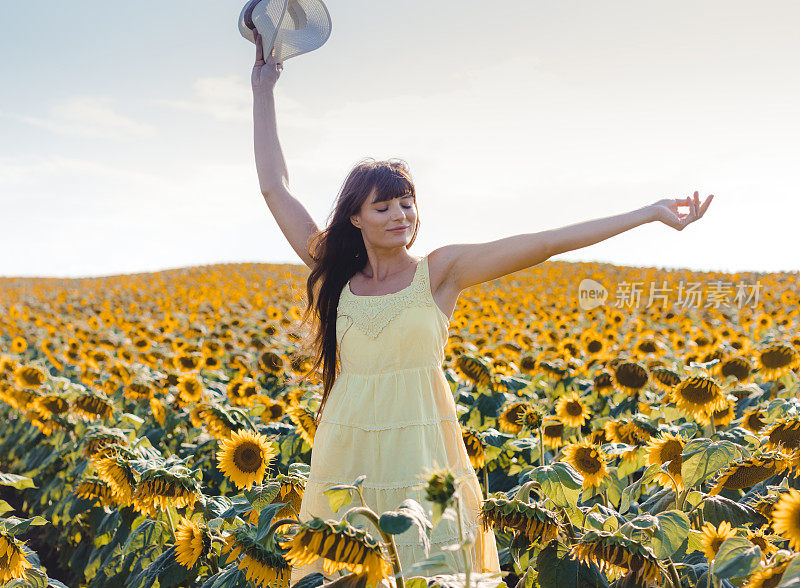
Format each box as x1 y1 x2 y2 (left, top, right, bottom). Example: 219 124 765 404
377 205 413 212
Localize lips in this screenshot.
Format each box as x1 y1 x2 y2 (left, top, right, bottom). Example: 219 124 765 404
389 226 409 232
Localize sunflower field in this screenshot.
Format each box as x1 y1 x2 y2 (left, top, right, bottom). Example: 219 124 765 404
2 260 800 588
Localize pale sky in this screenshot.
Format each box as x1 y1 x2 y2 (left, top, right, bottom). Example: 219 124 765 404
2 0 798 278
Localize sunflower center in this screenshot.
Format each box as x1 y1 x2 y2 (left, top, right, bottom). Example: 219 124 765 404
678 378 717 405
575 447 601 474
233 442 264 473
762 346 793 369
658 440 684 463
566 401 583 417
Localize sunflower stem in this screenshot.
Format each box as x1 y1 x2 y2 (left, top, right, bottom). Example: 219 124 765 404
165 505 177 539
665 559 682 588
264 518 301 549
343 506 405 588
538 426 546 467
482 467 489 500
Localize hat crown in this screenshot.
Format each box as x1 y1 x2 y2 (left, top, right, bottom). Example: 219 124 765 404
238 0 331 62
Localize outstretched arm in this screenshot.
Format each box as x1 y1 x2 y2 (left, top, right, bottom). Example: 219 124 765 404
437 192 714 292
252 30 319 268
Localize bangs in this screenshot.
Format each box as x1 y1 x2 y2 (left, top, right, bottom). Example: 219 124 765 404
369 168 415 204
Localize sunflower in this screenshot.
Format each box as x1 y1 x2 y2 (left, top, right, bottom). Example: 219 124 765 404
279 518 392 587
555 392 590 428
132 468 200 517
697 401 735 428
177 375 203 404
498 402 528 434
709 452 789 496
13 365 47 389
569 529 663 585
0 532 33 583
175 517 211 569
562 440 609 488
699 521 737 562
593 370 614 394
741 409 767 434
461 426 486 469
743 554 797 588
645 433 685 490
647 367 680 393
771 488 800 550
479 495 560 544
670 376 726 417
94 453 137 505
74 476 118 507
542 421 565 449
259 351 285 376
286 403 317 446
217 429 278 490
74 391 114 420
746 528 777 560
612 361 649 396
518 405 544 433
757 342 799 382
764 418 800 451
455 353 493 388
720 356 752 383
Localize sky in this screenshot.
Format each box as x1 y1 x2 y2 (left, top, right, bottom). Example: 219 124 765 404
1 0 799 278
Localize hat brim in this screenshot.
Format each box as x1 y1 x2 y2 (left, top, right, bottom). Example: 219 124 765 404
239 0 331 62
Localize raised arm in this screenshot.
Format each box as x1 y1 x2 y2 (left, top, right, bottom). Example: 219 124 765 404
252 30 319 269
435 192 714 293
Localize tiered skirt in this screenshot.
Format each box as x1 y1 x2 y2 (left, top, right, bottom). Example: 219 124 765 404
289 365 501 585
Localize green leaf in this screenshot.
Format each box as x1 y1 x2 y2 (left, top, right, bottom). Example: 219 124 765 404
379 511 414 535
536 540 609 588
0 499 13 515
619 464 661 515
701 495 763 528
712 536 760 579
323 487 353 514
0 472 36 489
681 439 746 488
777 554 800 587
651 510 690 559
524 462 582 509
0 515 48 535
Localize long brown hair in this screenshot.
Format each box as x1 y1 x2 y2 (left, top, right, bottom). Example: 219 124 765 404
295 158 420 426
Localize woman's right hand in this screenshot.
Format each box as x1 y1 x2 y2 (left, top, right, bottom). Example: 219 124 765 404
251 29 283 94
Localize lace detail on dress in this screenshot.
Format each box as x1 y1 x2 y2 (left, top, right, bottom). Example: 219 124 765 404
337 256 436 339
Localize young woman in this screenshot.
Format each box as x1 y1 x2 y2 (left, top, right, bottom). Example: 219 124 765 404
250 32 713 585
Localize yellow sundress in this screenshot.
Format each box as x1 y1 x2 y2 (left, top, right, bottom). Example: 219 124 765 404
289 253 501 585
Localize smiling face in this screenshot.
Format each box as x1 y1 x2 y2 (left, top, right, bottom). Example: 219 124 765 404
350 187 418 250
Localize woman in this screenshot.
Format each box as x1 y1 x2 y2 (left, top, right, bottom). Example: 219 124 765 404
250 32 713 585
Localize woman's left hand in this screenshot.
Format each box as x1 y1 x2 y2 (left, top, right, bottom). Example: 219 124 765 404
651 191 714 231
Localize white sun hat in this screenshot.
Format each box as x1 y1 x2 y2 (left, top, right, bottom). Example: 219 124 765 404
238 0 332 62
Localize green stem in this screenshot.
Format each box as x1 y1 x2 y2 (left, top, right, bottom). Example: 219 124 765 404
482 467 489 500
665 559 682 588
538 426 546 467
264 518 300 549
343 506 405 588
165 506 177 539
